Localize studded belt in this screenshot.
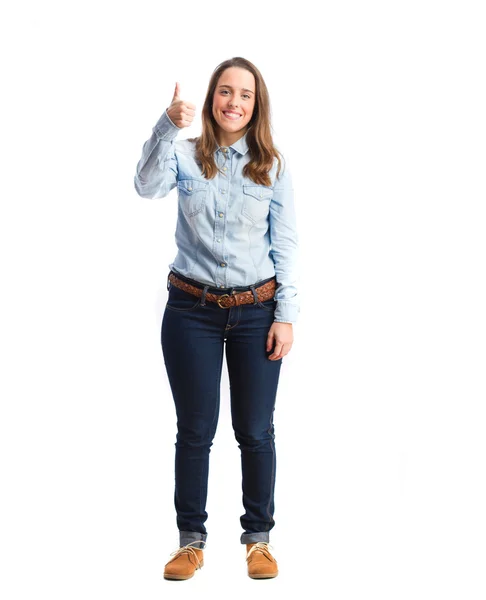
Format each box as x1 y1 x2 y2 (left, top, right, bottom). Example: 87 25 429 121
168 272 277 309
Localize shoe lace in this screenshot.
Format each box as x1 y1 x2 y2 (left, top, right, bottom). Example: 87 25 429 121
169 540 206 569
246 542 276 562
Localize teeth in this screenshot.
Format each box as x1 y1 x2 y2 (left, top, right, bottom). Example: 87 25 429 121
223 111 241 119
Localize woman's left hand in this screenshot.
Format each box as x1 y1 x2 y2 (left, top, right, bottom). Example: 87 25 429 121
266 322 294 360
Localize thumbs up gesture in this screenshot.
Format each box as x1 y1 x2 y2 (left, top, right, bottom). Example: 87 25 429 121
166 82 196 129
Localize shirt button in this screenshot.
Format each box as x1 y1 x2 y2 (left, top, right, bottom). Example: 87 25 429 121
219 212 224 217
220 262 226 267
216 238 221 242
220 285 225 288
222 148 228 153
223 167 227 171
221 190 226 194
188 186 193 191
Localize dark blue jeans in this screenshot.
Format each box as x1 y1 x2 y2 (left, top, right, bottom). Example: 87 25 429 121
161 270 283 548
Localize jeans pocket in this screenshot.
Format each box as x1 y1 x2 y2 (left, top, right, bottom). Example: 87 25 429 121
166 284 201 312
257 298 277 312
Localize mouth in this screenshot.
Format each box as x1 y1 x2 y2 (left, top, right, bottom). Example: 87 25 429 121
222 111 242 121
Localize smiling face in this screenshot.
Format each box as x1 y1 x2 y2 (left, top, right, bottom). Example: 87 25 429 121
212 67 256 146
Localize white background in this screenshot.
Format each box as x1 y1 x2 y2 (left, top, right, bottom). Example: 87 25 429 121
1 1 485 598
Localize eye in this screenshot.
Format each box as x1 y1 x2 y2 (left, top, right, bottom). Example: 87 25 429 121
221 90 229 95
242 94 250 100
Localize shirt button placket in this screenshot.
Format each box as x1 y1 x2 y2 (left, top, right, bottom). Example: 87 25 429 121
216 146 230 287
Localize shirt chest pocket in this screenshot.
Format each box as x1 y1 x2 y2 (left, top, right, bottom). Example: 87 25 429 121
177 178 209 217
242 184 273 222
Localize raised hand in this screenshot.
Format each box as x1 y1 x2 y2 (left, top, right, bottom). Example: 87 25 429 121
166 82 196 129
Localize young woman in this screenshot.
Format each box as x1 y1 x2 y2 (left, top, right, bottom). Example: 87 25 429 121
134 56 299 580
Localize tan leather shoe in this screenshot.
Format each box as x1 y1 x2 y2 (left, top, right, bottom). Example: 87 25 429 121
163 542 204 580
246 542 278 579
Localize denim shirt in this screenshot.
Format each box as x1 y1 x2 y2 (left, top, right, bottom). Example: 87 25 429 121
133 110 300 323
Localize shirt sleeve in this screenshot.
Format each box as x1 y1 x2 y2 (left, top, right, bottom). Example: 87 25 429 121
269 160 300 324
133 109 180 199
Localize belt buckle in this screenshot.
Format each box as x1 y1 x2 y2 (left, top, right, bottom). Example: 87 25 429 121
217 293 231 309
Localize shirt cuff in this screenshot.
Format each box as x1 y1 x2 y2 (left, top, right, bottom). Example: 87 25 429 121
153 109 182 140
274 300 299 324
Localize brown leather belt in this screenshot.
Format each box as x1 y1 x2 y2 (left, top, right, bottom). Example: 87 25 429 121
168 272 276 309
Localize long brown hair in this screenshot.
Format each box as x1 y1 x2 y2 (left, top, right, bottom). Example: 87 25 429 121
188 57 284 187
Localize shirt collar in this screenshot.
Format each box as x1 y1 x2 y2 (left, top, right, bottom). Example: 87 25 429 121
217 129 250 156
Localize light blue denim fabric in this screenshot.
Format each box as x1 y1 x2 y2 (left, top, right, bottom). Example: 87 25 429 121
133 109 299 323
